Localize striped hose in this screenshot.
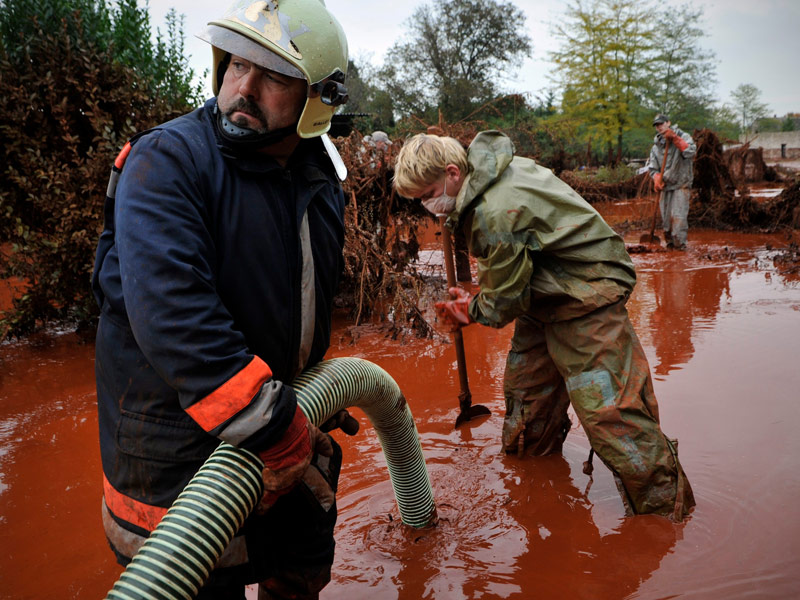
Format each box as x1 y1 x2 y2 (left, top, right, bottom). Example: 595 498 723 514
294 357 436 528
105 357 435 600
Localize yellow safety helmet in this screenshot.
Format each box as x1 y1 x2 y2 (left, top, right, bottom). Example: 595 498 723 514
198 0 349 139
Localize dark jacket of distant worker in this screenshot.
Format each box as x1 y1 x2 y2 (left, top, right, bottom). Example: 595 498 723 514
92 1 354 597
393 130 695 521
648 114 697 249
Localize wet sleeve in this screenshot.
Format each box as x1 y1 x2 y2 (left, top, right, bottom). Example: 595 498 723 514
648 145 660 177
469 237 535 329
679 131 697 160
114 131 294 453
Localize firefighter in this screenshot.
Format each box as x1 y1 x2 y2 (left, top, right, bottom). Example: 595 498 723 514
92 1 354 597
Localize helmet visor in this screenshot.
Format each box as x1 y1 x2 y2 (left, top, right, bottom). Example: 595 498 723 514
197 25 304 80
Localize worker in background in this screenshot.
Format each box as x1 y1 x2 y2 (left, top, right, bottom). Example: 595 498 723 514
648 114 696 250
393 131 695 521
92 1 356 597
359 130 392 168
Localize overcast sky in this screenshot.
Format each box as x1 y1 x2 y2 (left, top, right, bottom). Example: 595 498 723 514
149 0 800 117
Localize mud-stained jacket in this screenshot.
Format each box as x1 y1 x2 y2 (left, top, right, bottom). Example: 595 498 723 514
447 131 636 327
647 126 696 191
91 98 345 571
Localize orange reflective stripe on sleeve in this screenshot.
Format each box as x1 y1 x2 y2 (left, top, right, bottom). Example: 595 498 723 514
103 473 167 532
114 141 132 170
186 356 273 432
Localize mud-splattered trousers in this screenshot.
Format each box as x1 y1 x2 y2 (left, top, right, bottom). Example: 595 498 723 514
501 300 695 521
660 186 690 248
450 131 694 520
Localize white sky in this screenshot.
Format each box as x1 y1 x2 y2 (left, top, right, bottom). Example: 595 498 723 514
148 0 800 116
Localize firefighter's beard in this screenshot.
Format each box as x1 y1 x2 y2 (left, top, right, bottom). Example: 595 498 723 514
223 98 269 134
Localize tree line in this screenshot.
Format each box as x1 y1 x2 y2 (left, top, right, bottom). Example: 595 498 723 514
347 0 778 160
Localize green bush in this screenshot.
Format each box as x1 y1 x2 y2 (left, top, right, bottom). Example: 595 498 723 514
0 0 204 339
593 163 636 184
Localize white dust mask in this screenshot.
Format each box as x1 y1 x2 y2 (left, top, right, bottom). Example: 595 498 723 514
421 178 457 216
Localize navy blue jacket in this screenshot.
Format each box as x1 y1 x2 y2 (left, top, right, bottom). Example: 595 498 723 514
92 99 345 569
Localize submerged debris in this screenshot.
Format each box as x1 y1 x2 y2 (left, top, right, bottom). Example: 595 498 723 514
771 242 800 276
625 244 666 254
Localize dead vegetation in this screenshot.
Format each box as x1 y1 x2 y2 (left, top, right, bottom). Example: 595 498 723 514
559 171 647 204
332 118 507 339
334 131 437 339
724 144 778 183
690 129 799 231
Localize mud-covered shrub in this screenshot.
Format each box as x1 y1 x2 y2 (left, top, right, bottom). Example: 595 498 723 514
558 170 646 205
333 132 438 338
0 0 201 339
690 129 799 231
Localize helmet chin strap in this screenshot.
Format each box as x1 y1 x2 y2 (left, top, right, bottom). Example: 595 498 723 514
214 103 296 152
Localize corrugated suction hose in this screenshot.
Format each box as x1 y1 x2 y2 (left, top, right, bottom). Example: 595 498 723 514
105 357 435 600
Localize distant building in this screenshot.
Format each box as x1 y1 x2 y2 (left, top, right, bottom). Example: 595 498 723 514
725 131 800 161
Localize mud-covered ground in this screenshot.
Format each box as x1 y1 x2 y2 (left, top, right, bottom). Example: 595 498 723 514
1 221 799 598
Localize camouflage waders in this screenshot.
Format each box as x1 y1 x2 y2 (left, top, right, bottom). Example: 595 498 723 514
502 299 695 520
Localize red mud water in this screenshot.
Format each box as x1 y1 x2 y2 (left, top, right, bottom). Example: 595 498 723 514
2 228 800 599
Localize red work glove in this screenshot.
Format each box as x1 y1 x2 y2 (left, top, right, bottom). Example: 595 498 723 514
256 406 334 514
434 286 473 333
663 128 689 152
653 172 664 192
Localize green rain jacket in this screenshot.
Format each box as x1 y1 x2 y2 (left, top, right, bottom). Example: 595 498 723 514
447 131 637 327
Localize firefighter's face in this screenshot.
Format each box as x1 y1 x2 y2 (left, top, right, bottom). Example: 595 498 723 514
217 54 306 134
